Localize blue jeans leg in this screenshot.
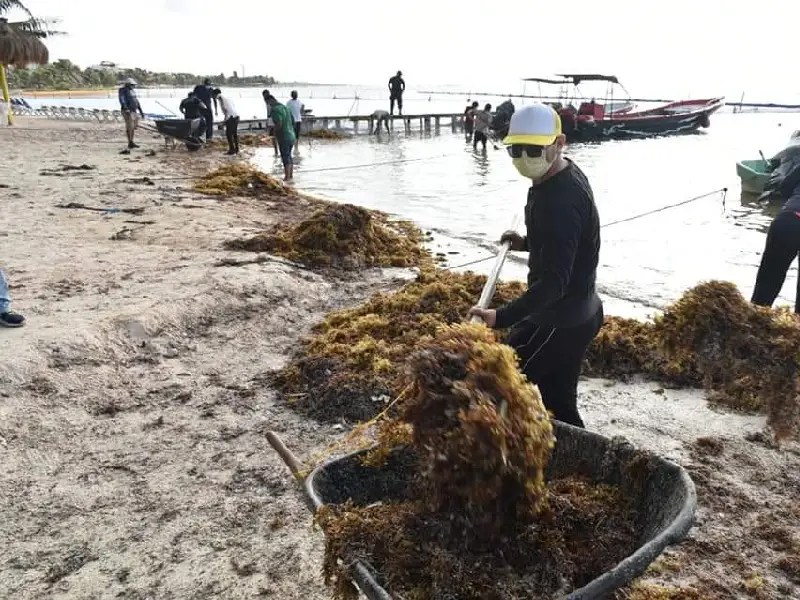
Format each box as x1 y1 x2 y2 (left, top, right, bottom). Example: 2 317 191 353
0 269 10 313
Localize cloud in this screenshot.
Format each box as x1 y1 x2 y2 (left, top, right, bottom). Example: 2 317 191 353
162 0 190 12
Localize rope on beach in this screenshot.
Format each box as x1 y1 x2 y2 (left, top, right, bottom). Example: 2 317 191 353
602 187 728 228
299 152 461 173
444 187 729 271
127 150 472 182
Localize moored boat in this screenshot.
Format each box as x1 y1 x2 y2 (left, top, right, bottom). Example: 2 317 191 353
522 75 724 142
737 159 771 194
558 97 725 141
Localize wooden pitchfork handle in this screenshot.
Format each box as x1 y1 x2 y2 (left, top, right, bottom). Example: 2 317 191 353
468 215 521 323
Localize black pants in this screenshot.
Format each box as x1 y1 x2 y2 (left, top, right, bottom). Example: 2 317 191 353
751 211 800 312
506 306 604 427
203 109 214 139
473 130 487 150
225 116 240 153
390 95 403 115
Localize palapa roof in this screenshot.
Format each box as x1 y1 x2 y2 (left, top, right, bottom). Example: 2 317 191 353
0 17 49 66
522 74 621 86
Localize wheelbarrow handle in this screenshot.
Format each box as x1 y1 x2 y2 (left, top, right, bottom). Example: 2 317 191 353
266 430 323 512
266 430 304 478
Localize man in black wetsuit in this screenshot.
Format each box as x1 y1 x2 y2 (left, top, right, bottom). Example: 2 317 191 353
192 78 218 140
751 135 800 313
758 131 800 203
388 70 405 116
469 103 603 428
179 92 207 133
179 92 207 119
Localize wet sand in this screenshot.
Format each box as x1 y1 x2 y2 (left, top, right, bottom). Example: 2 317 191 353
1 119 798 599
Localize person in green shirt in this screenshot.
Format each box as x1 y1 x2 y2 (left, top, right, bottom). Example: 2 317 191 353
265 94 296 181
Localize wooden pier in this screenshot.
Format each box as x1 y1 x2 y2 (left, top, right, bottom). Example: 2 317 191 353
228 112 467 135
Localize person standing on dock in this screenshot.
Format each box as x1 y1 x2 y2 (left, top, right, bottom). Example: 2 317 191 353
469 103 603 428
286 90 304 151
265 93 296 181
388 71 405 116
472 103 492 151
212 88 240 155
464 101 478 143
193 78 218 141
118 78 144 151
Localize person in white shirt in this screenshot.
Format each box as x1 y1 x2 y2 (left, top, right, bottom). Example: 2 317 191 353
286 90 304 151
212 88 240 155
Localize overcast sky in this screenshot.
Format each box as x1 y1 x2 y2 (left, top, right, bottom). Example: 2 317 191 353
15 0 800 101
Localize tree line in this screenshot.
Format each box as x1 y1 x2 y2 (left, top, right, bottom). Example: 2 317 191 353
7 59 277 90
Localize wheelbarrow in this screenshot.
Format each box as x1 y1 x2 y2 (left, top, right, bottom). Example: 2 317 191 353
148 118 205 151
268 421 697 600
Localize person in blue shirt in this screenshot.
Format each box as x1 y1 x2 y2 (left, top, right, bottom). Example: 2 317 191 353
118 77 144 150
192 78 218 140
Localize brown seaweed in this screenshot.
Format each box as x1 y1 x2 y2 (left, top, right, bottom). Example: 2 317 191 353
274 270 526 422
225 203 430 270
317 324 638 599
318 475 638 600
398 322 554 535
586 281 800 439
194 163 296 197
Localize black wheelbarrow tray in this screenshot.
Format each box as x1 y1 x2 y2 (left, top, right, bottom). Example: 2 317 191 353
305 421 697 600
154 118 199 139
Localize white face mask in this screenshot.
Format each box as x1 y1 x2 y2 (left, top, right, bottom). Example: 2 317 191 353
512 153 552 180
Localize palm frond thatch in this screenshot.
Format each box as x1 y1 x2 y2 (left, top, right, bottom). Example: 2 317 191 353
0 17 48 66
0 0 33 19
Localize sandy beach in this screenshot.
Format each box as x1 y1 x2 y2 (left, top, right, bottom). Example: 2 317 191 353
1 119 799 599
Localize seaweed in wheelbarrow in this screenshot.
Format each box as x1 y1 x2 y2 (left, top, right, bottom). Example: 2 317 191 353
310 323 695 599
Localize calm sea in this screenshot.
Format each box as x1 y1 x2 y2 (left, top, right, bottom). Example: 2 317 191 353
26 86 798 318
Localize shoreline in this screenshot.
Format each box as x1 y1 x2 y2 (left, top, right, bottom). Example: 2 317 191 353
1 120 797 599
11 83 348 99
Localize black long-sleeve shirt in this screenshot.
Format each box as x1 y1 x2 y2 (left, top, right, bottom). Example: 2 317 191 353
192 84 218 114
179 96 207 120
495 160 602 329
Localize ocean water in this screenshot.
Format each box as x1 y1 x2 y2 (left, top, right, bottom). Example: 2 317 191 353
26 87 799 318
24 85 509 119
253 111 797 319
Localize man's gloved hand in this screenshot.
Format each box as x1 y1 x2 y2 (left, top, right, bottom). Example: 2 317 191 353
757 189 780 204
500 230 526 251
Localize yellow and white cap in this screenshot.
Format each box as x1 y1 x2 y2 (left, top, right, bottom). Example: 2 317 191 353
503 103 561 146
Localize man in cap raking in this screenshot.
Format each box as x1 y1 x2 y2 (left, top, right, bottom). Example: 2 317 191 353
469 103 603 428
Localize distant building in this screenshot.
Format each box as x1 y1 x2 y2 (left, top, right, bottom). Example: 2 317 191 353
89 61 122 72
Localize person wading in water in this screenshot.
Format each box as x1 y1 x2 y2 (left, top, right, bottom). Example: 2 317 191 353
464 100 478 143
751 131 800 313
469 103 603 428
265 93 297 181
